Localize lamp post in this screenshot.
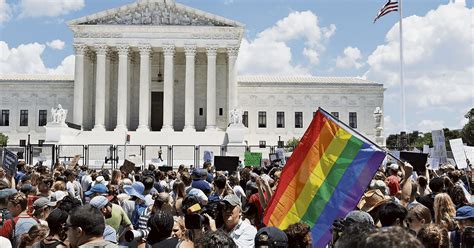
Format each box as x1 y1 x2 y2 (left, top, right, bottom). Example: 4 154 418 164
27 132 31 164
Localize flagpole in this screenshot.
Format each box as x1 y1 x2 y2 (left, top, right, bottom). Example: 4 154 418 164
399 0 406 132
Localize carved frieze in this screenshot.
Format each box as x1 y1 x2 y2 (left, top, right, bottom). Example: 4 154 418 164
80 2 231 27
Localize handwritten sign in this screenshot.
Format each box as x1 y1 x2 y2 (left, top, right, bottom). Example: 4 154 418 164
244 152 262 167
2 149 18 176
449 139 468 169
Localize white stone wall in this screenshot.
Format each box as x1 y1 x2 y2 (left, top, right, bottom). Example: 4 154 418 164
238 83 384 145
0 80 74 144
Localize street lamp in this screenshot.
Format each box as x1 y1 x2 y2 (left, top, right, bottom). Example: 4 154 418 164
27 132 31 164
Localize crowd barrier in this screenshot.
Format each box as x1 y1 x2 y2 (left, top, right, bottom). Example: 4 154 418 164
1 144 296 170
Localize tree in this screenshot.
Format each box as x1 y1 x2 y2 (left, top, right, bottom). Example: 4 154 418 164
0 133 7 146
462 108 474 146
286 137 300 152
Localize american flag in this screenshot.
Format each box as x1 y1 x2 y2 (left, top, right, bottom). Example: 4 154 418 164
374 0 399 23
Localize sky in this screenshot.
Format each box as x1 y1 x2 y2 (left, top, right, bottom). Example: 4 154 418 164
0 0 472 136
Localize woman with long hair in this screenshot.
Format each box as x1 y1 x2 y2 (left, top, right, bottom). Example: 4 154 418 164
110 169 122 186
19 224 49 248
406 204 432 235
433 193 457 231
172 180 186 216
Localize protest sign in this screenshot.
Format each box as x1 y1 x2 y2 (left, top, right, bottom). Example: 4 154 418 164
465 146 474 164
244 152 262 167
423 145 430 154
449 139 468 169
214 156 239 173
203 150 213 163
432 130 448 164
428 157 440 170
2 149 18 176
122 159 135 174
400 151 428 173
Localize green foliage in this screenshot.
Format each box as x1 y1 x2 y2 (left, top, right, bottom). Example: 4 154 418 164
0 133 8 146
462 108 474 146
286 137 300 152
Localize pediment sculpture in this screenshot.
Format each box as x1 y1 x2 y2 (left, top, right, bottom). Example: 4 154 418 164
81 2 231 26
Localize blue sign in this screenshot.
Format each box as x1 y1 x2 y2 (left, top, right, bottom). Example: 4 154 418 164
2 149 18 176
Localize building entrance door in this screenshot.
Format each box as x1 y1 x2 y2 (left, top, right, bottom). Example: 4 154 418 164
151 92 164 131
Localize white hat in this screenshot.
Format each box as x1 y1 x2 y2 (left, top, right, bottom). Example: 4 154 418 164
388 163 399 171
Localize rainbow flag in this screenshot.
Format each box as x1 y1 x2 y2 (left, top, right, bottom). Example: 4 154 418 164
263 108 386 247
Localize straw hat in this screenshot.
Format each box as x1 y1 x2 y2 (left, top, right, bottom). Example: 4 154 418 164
357 189 391 212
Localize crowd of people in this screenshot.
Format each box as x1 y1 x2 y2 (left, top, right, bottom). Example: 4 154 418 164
0 156 472 248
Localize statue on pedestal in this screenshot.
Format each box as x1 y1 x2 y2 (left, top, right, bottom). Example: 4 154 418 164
229 108 243 125
51 104 68 124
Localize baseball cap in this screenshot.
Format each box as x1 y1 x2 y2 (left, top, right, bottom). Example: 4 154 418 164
388 163 399 171
345 210 375 227
85 183 109 196
454 206 474 220
33 197 56 209
255 226 288 248
90 196 110 209
0 188 17 199
222 194 242 208
192 168 207 178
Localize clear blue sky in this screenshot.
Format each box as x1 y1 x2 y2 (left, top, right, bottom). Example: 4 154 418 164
0 0 472 135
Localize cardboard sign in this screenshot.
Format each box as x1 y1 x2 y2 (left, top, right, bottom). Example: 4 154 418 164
2 149 18 176
203 151 213 163
432 130 448 164
449 139 468 169
465 146 474 164
244 152 262 167
214 156 239 173
400 151 428 173
423 145 430 154
122 159 135 174
68 154 81 169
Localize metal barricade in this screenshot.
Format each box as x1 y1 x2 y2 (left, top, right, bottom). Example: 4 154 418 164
87 144 114 170
57 145 86 166
171 145 196 168
30 144 55 167
116 145 143 169
223 145 247 162
144 145 170 168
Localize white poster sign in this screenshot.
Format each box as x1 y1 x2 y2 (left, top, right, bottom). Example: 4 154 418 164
431 130 448 164
423 145 430 154
449 139 468 169
464 146 474 164
428 157 440 170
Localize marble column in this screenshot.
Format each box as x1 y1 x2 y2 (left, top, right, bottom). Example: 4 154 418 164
93 44 108 131
206 46 218 131
73 43 86 128
162 45 175 132
137 44 151 132
114 44 129 131
183 45 196 132
227 47 239 115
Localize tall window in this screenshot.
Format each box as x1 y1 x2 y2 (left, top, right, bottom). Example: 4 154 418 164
20 110 28 126
243 111 248 127
331 112 339 119
276 112 285 128
39 110 47 126
295 112 303 128
349 112 357 128
258 111 267 128
0 110 9 126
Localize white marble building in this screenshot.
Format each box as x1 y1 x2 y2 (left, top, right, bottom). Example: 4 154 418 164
0 0 384 147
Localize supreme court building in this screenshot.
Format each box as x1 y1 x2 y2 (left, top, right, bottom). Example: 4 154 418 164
0 0 385 147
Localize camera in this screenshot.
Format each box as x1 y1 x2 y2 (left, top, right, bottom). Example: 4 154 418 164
184 200 223 229
124 229 148 242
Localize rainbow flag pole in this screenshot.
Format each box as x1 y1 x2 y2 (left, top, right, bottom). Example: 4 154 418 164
263 107 387 247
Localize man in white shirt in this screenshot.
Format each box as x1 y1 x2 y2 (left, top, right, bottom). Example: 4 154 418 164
221 194 257 248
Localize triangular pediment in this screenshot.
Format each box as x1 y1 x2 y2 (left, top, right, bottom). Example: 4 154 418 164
68 0 243 27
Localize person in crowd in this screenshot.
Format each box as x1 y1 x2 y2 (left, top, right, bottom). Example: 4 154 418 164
385 163 401 196
172 180 186 216
18 224 49 248
110 170 122 186
220 194 257 247
334 222 375 248
88 196 119 244
142 176 158 196
451 205 474 248
417 224 450 248
0 168 9 185
356 189 391 226
0 188 17 228
64 170 83 202
284 222 312 248
209 175 228 201
84 183 109 203
378 201 408 227
362 226 424 248
406 204 432 235
183 172 208 206
417 175 431 197
254 226 288 248
203 162 214 184
417 176 445 218
122 182 147 229
0 192 39 245
15 161 27 183
172 216 187 240
433 193 457 231
191 169 211 196
32 197 56 225
33 208 69 248
146 210 193 248
197 229 236 248
66 204 117 248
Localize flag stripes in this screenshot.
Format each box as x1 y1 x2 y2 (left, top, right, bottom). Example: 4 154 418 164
374 0 399 23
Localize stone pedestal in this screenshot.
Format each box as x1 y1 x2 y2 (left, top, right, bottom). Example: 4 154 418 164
45 123 81 144
226 124 247 145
